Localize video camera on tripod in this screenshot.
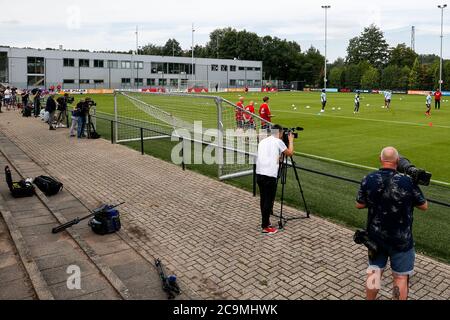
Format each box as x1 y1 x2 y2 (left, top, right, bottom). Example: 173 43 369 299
280 127 304 146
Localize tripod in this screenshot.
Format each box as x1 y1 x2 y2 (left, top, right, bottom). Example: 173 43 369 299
272 153 310 229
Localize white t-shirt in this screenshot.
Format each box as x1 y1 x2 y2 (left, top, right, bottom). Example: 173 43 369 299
426 95 432 105
321 92 327 102
256 136 287 178
4 89 11 99
355 95 360 104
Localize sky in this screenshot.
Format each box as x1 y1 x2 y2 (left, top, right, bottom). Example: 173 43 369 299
0 0 449 61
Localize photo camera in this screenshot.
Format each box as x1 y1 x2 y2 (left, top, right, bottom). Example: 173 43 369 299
398 157 432 186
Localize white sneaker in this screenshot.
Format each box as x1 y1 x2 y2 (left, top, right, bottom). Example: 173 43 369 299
320 110 325 113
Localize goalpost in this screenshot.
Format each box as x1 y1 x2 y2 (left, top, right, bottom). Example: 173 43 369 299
112 90 272 180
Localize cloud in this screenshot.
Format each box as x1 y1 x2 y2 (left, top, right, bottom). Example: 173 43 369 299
1 0 449 61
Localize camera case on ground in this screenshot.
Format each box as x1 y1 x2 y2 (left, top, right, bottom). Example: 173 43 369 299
4 166 35 198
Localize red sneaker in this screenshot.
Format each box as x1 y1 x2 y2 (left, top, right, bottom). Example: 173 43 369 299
262 227 278 235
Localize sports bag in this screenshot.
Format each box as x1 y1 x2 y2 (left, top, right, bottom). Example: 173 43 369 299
5 166 35 198
33 175 63 196
88 206 121 235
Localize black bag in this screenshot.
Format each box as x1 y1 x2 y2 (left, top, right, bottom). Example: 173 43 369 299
33 175 63 196
88 206 121 235
5 166 35 198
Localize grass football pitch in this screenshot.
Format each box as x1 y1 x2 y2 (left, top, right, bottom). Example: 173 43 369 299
73 91 450 262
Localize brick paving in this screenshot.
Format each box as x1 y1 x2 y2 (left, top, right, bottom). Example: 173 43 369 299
1 110 449 300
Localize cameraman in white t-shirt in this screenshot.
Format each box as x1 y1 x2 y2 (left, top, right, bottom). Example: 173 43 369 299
256 124 294 235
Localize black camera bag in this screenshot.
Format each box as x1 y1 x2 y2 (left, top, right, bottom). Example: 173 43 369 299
88 206 121 235
5 166 35 198
33 175 63 196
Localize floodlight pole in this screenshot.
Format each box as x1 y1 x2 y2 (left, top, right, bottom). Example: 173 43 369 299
438 4 447 92
322 5 331 91
192 23 195 80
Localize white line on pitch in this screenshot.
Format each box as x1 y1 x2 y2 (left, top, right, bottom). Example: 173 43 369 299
274 110 450 129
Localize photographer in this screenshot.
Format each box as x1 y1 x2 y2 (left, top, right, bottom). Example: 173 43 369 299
76 99 89 138
256 124 294 235
355 147 428 300
45 93 57 130
56 93 69 128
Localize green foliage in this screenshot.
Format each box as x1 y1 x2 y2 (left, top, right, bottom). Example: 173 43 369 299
388 43 418 68
409 58 422 89
360 66 380 89
346 24 389 69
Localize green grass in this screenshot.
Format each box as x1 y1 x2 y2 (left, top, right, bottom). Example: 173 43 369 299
71 92 450 263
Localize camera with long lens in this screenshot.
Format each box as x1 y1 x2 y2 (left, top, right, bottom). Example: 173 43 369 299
398 157 432 186
282 127 304 146
66 96 75 104
85 99 97 107
353 230 378 258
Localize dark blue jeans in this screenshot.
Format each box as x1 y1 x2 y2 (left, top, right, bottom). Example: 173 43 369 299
77 115 86 138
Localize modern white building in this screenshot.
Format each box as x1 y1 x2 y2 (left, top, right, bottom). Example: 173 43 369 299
0 46 263 90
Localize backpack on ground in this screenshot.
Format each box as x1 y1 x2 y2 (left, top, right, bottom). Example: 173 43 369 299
4 166 35 198
33 175 63 196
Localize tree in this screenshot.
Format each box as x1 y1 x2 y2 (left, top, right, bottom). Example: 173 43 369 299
329 66 344 88
388 44 418 68
346 24 389 69
344 64 363 89
360 66 380 89
409 58 421 90
140 44 163 56
381 65 398 89
162 39 183 57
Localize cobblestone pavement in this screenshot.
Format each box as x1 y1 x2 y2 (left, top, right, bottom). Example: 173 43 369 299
1 111 449 300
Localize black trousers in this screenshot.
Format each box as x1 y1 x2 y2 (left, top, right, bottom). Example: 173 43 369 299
435 100 441 110
257 174 278 229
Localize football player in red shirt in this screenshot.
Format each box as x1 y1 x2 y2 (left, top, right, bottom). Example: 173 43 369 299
435 89 442 110
235 97 245 129
259 96 272 129
243 101 255 129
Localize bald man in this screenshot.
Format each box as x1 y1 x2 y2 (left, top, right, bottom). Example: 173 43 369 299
356 147 428 300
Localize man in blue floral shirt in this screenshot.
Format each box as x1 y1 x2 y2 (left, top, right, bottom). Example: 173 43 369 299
356 147 428 300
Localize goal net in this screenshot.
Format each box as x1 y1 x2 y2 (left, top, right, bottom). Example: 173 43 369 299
113 90 272 180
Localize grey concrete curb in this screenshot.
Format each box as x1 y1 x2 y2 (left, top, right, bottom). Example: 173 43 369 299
0 196 54 300
0 147 130 300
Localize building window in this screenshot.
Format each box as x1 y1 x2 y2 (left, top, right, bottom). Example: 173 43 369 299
255 67 261 71
121 61 131 69
27 57 45 74
63 79 75 84
151 62 166 73
254 80 262 87
221 65 228 72
27 75 45 87
147 79 156 86
135 78 143 86
238 66 245 71
94 60 104 68
0 52 8 83
246 67 254 71
229 79 237 86
94 80 104 84
80 79 90 84
237 79 245 86
121 78 131 84
247 80 253 87
168 63 180 74
230 65 236 72
108 60 118 69
211 65 219 72
79 59 90 67
159 79 167 86
63 58 75 67
134 61 144 69
170 79 178 87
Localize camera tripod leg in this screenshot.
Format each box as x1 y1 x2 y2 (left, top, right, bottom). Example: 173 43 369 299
290 157 310 218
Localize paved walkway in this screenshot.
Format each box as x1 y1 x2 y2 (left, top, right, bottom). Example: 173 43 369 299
1 110 449 300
